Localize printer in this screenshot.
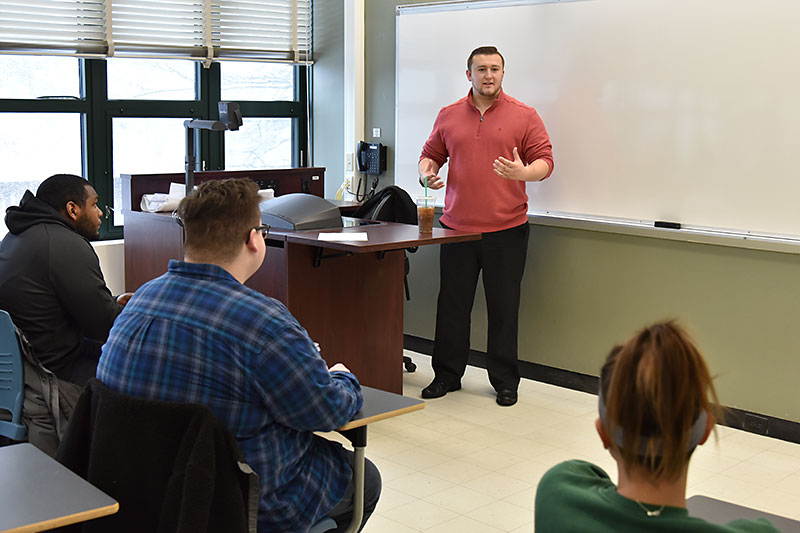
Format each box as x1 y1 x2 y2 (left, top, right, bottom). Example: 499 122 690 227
259 193 343 231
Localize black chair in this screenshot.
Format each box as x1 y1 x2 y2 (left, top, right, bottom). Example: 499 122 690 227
352 186 419 372
56 379 340 533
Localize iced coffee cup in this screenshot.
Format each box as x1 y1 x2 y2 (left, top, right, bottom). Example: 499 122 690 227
417 196 435 233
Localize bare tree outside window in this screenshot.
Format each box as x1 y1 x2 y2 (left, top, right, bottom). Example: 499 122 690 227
221 62 294 169
107 58 195 100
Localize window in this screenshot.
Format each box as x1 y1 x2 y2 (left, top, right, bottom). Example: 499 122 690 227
0 0 312 239
107 59 196 101
221 62 295 101
112 117 189 226
0 56 80 99
225 118 293 170
0 113 83 238
0 58 308 239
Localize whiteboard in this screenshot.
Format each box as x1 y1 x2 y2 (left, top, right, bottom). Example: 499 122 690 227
396 0 800 238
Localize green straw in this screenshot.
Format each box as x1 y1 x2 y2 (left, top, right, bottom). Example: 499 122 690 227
424 178 428 207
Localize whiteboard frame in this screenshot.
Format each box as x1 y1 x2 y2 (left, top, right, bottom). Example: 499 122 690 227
395 0 800 255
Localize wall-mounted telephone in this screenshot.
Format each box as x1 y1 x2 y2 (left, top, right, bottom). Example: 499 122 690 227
357 141 387 175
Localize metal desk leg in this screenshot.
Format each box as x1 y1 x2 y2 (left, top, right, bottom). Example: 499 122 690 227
340 426 367 533
343 445 365 533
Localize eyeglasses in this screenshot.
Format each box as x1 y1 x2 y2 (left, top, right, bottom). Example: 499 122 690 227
251 224 270 242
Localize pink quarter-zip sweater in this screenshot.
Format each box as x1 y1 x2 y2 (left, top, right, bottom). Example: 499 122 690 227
420 89 554 233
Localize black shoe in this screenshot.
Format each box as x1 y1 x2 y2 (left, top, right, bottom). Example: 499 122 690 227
496 389 518 406
421 380 461 399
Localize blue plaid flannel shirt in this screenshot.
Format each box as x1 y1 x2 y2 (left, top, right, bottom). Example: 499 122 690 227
97 260 363 532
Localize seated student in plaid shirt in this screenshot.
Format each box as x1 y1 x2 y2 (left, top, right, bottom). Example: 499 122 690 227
97 178 381 533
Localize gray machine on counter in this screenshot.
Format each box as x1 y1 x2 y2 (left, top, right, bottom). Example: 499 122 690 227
259 193 343 231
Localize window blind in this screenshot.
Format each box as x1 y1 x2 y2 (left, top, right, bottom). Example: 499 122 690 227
0 0 107 56
0 0 312 63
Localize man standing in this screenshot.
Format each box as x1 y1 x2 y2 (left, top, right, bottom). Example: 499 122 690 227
97 179 380 532
0 174 130 385
419 46 554 407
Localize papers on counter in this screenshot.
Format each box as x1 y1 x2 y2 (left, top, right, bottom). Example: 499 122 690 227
141 184 274 213
317 232 368 242
140 182 186 212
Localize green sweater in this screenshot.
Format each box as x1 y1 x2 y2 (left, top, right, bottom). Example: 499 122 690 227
535 460 779 533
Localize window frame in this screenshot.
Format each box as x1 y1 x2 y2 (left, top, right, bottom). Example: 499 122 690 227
0 58 309 240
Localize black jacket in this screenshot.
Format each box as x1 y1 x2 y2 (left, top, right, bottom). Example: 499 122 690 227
56 379 257 533
0 191 121 378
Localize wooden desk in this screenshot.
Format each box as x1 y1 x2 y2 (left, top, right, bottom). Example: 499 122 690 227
335 386 424 533
687 495 799 531
0 443 118 532
249 221 478 393
122 168 326 291
122 169 480 393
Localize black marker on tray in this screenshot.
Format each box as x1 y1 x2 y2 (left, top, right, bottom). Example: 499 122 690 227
654 221 681 230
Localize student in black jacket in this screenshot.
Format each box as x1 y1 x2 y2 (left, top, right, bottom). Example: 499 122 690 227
0 174 132 386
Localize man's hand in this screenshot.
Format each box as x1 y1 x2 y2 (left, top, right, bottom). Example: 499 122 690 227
493 147 527 181
494 148 550 182
116 292 134 306
328 363 351 373
419 159 445 190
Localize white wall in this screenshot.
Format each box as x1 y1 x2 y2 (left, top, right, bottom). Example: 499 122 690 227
92 239 125 296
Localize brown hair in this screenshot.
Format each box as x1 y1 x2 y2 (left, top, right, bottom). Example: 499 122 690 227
467 46 505 70
599 321 720 481
177 178 261 261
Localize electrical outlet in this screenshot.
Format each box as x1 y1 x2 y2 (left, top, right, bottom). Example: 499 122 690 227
743 413 768 435
372 127 381 138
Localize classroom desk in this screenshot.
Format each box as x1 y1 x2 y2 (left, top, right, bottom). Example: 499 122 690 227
254 221 479 394
122 170 480 393
687 495 800 532
335 386 425 533
125 215 479 394
0 443 118 532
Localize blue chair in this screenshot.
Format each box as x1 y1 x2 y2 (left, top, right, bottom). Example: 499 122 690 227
0 310 27 442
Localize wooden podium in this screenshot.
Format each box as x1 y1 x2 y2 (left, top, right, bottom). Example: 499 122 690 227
122 170 479 393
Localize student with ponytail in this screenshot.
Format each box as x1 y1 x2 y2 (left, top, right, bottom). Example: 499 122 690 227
535 321 778 532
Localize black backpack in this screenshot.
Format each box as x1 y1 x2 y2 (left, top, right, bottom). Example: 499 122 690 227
351 185 417 225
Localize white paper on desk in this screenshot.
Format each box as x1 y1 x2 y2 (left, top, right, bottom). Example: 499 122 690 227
140 182 187 212
317 232 368 241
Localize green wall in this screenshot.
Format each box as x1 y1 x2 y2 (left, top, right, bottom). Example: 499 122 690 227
313 1 800 424
311 0 344 198
405 224 800 422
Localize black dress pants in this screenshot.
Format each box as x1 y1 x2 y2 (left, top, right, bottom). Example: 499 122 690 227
432 221 530 392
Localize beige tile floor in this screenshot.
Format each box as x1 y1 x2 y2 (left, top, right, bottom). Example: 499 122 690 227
324 350 800 532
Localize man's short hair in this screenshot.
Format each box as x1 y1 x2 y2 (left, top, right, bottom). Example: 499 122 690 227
177 178 262 261
36 174 90 213
467 46 505 70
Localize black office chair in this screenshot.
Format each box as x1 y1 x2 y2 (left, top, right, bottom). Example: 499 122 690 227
352 186 419 372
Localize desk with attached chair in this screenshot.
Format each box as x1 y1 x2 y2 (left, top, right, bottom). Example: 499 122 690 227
0 443 118 532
